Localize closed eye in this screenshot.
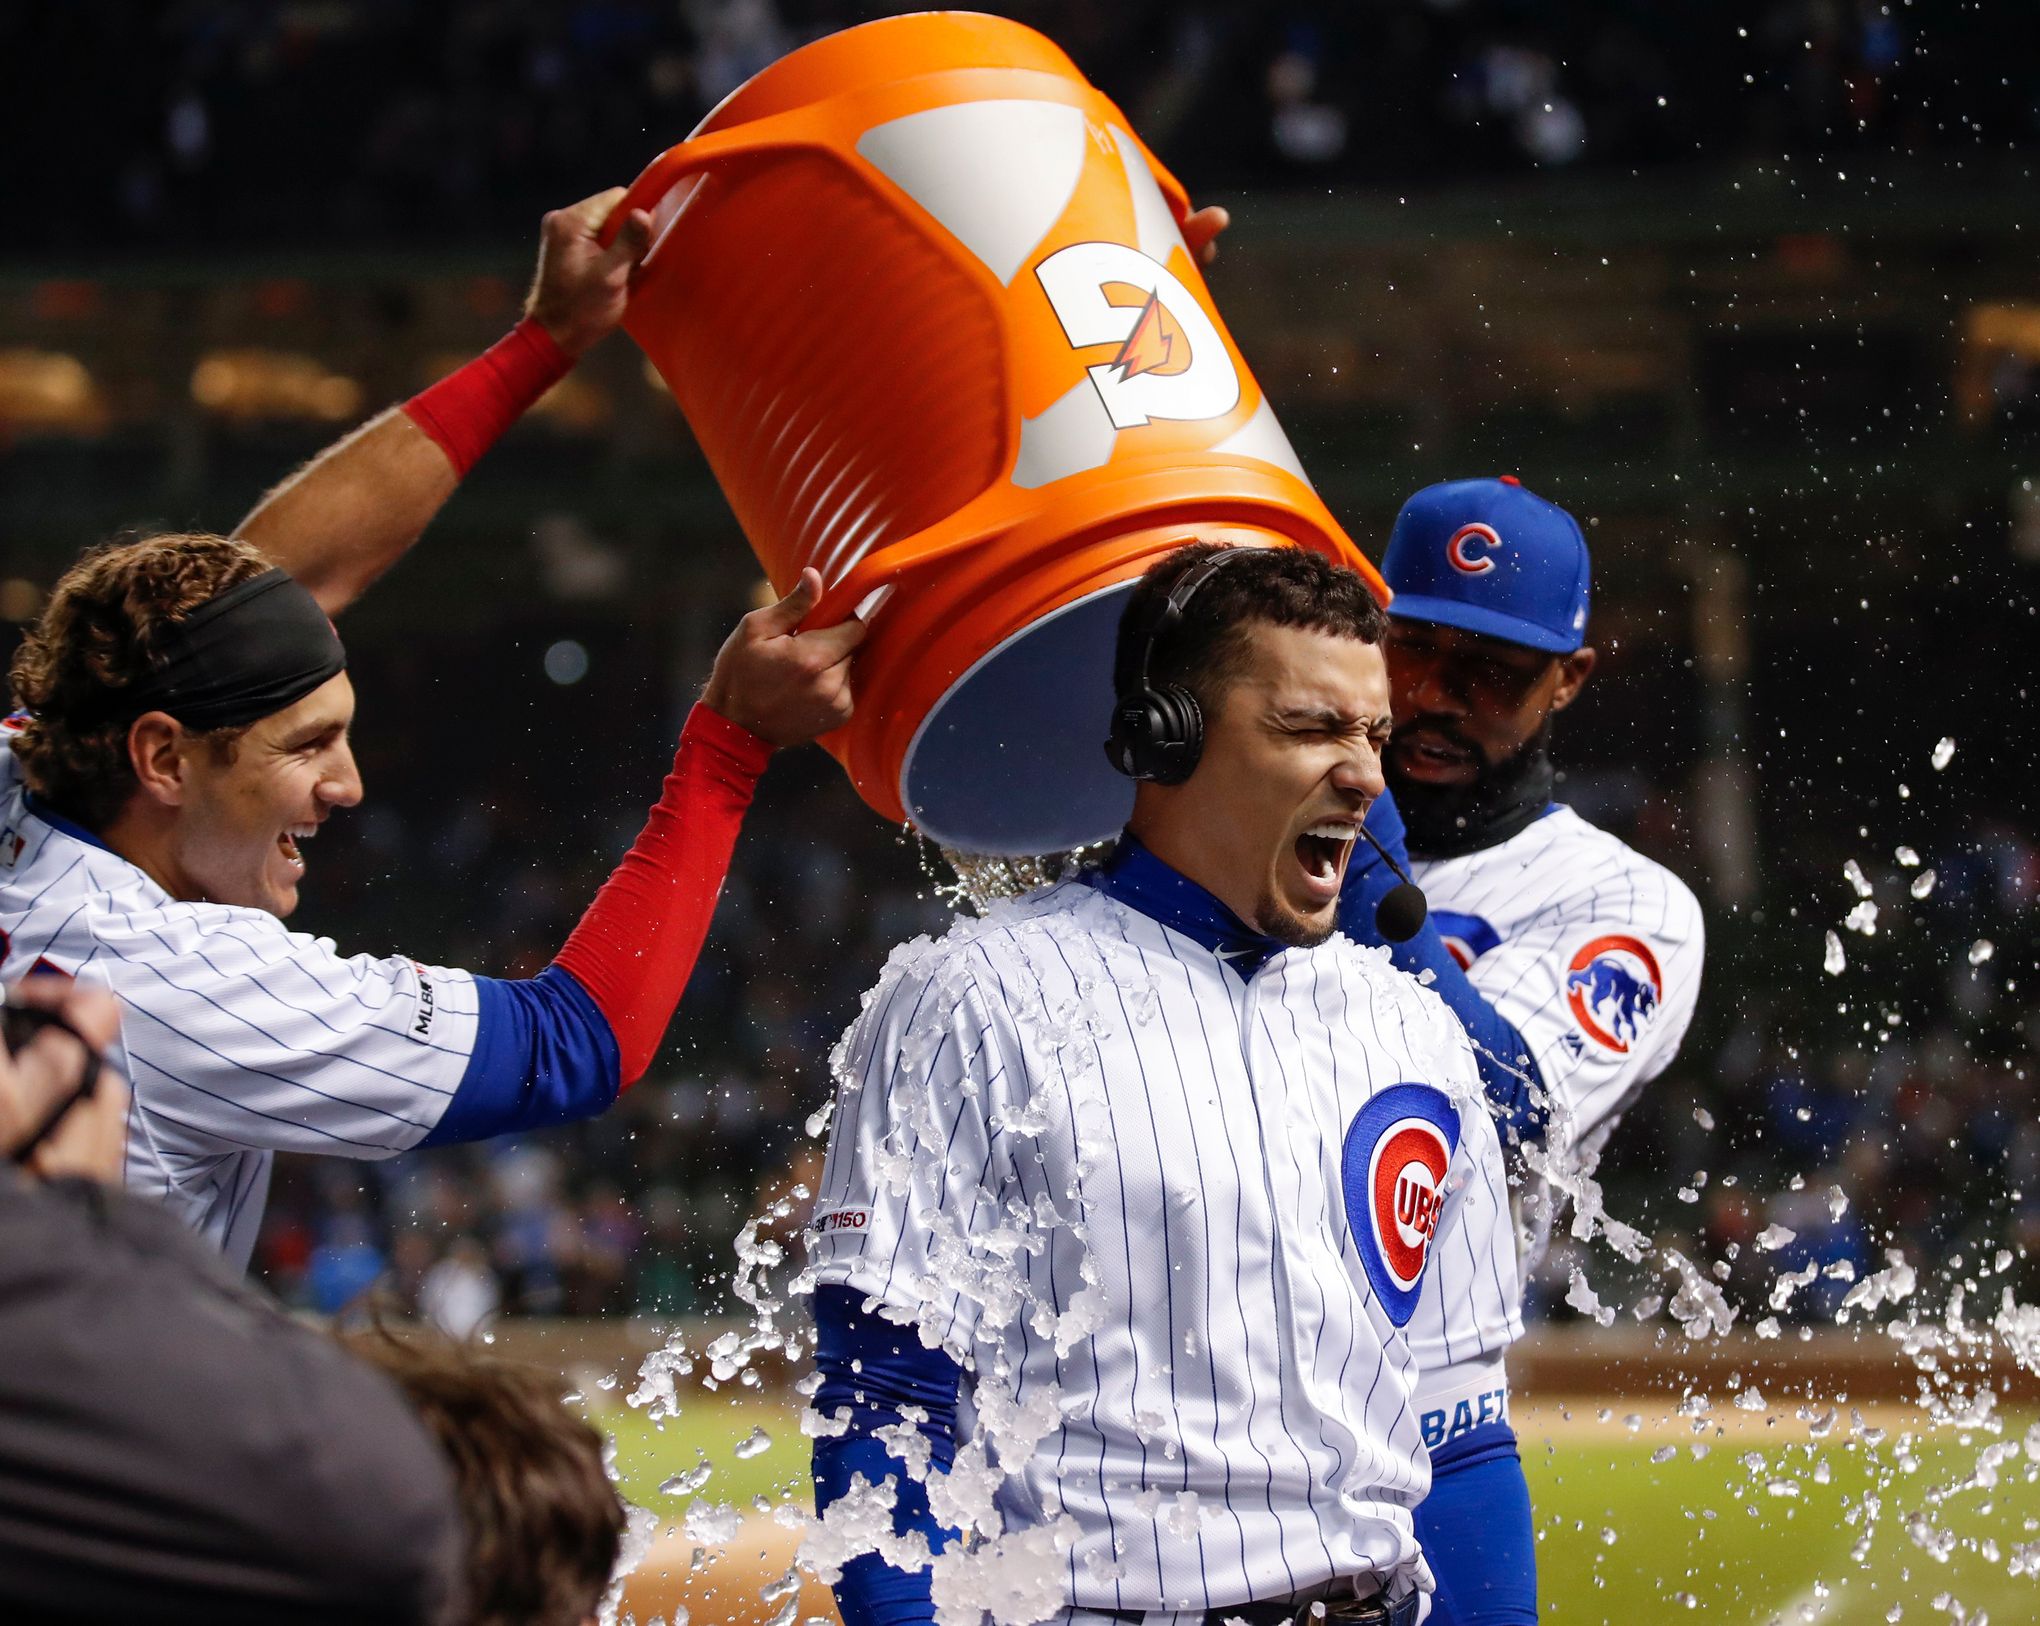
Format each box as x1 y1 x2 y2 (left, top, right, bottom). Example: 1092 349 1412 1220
1274 709 1389 743
282 723 347 755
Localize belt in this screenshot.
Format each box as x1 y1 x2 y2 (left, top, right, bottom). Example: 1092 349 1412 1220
1096 1591 1420 1626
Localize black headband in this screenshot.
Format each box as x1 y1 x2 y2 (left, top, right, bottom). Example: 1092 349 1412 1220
113 568 347 732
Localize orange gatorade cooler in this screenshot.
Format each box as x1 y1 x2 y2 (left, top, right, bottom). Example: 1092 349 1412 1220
608 11 1384 854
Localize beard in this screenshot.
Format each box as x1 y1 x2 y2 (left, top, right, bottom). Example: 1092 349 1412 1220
1390 717 1557 858
1250 892 1337 949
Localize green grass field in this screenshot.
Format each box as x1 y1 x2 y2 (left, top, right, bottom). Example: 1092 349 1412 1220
597 1401 2040 1624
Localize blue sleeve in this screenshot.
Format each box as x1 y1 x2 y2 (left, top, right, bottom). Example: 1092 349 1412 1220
421 965 621 1146
1341 792 1548 1144
811 1284 963 1626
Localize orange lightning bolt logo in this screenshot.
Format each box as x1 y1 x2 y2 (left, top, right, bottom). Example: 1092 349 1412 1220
1103 282 1191 380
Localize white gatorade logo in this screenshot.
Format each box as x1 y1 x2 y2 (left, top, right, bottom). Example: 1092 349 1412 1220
1035 241 1241 430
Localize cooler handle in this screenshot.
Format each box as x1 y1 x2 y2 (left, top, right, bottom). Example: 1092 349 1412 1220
597 110 829 248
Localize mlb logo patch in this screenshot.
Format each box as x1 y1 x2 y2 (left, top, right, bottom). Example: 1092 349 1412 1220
1564 934 1663 1054
1342 1083 1461 1326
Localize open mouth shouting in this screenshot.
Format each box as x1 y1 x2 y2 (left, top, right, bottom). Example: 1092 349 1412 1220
1293 818 1360 905
277 822 319 874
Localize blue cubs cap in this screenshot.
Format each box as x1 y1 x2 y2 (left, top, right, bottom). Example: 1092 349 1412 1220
1380 475 1591 654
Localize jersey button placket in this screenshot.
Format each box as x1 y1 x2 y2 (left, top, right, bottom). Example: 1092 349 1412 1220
1239 963 1310 1388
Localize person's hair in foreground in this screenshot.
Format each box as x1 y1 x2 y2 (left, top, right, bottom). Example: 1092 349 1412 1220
1113 539 1389 711
9 533 272 827
343 1328 626 1626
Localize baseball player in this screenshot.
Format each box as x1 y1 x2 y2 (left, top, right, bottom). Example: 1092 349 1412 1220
805 543 1516 1626
0 190 865 1267
1338 478 1706 1626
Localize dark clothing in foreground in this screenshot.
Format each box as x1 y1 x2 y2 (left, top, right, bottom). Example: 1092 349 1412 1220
0 1171 462 1624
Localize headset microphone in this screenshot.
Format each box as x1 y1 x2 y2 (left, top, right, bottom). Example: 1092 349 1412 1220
1352 820 1429 944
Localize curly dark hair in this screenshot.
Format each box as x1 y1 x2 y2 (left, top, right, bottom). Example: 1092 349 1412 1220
1112 541 1388 714
8 534 272 829
341 1328 626 1626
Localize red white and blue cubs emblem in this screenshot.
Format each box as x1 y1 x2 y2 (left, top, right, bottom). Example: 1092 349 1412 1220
1446 522 1503 575
1564 934 1663 1055
1342 1083 1461 1325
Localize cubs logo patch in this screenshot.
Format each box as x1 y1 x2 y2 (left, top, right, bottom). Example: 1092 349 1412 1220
1564 934 1663 1055
1446 522 1503 575
1430 910 1501 971
1342 1083 1461 1326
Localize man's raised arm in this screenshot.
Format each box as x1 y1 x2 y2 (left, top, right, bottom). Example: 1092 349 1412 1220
237 189 655 616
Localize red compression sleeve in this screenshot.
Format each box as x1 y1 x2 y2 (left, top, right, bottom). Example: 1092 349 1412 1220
552 704 772 1087
401 317 571 477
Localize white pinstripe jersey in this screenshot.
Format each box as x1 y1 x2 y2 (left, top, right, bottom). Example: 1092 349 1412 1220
805 878 1500 1617
1406 805 1704 1425
0 737 478 1268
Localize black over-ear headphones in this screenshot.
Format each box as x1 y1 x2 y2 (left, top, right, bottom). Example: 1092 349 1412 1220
1103 547 1252 785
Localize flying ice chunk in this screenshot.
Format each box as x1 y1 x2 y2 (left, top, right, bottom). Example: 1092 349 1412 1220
1844 900 1879 936
1755 1224 1798 1253
1896 845 1921 867
1824 932 1846 975
929 1516 1078 1626
660 1461 714 1496
1932 737 1956 770
1665 1248 1738 1339
799 1474 932 1588
1566 1266 1617 1328
1769 1261 1819 1312
734 1427 773 1461
874 1419 934 1481
1843 859 1874 898
683 1501 741 1547
1910 869 1937 898
1969 940 1995 966
597 1502 663 1626
1837 1252 1917 1319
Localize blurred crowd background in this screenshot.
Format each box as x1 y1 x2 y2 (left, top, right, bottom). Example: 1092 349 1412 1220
3 0 2036 1339
7 1 2034 252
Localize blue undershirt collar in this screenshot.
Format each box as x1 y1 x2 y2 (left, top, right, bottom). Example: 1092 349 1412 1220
23 791 114 854
1085 832 1286 976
